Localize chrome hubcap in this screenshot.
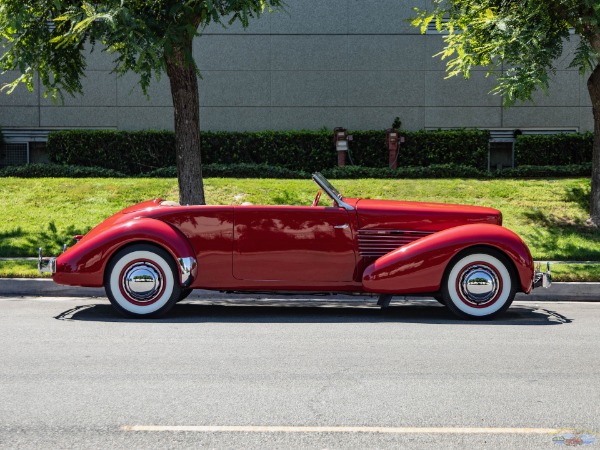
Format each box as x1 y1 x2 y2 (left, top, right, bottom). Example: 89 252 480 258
122 262 163 302
459 265 499 305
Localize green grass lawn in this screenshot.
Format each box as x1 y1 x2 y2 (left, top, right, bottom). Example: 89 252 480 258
1 177 598 264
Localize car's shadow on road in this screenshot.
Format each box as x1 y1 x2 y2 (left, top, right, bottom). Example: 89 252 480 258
55 299 571 325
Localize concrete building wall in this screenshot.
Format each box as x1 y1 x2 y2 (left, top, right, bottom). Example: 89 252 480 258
0 0 593 133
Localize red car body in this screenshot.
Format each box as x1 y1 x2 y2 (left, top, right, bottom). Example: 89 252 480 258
42 173 549 319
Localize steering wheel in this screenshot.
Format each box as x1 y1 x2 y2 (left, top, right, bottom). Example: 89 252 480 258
312 190 322 207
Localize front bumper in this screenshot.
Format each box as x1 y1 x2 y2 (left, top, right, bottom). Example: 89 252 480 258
533 262 551 289
38 247 57 274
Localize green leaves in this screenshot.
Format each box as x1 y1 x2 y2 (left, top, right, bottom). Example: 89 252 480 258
412 0 596 105
0 0 285 98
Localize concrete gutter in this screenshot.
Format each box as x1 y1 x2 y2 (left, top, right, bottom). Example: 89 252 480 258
0 278 106 298
0 278 598 302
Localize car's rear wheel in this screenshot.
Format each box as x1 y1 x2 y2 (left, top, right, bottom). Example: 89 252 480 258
442 248 516 320
105 244 181 318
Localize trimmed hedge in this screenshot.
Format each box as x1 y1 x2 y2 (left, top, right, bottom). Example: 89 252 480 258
323 164 590 179
0 162 591 179
0 163 308 179
515 132 593 165
47 130 175 175
144 163 485 179
397 129 488 169
0 163 126 178
47 129 491 175
334 130 488 169
0 127 4 163
42 129 597 177
143 163 308 179
321 164 486 179
494 163 592 178
200 131 334 171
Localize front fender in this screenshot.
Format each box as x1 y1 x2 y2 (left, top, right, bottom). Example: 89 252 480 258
362 224 534 295
53 218 197 288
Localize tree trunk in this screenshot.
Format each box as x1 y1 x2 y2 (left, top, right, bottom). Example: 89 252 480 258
587 63 600 225
165 42 205 205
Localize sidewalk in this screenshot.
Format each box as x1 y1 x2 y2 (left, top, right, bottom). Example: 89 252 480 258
0 278 598 302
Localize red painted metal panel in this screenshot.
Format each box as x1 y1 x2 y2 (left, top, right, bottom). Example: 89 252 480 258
356 199 502 231
362 224 534 295
53 217 196 287
233 205 356 282
150 206 235 289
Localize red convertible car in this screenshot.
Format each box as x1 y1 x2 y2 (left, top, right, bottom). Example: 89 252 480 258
39 173 550 319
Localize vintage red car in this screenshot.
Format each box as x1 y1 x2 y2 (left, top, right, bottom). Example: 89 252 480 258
39 173 550 319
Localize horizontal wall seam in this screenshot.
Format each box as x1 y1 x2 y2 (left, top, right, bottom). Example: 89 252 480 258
27 106 591 109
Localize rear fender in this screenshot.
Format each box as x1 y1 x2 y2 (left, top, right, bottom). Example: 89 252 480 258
362 224 534 295
53 218 197 287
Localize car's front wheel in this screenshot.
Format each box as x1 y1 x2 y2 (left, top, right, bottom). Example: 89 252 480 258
105 244 181 318
442 248 516 320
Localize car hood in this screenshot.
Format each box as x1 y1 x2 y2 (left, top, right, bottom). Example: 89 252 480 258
355 198 502 232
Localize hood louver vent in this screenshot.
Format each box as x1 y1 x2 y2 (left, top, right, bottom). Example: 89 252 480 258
358 229 433 258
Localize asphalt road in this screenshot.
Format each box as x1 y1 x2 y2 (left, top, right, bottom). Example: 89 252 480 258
0 296 599 449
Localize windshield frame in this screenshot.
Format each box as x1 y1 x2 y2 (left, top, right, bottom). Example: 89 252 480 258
311 172 354 211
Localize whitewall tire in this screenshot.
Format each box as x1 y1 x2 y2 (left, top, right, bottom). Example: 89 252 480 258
105 244 181 318
442 248 516 319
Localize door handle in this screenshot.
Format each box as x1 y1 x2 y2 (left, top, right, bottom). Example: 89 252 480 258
334 224 349 229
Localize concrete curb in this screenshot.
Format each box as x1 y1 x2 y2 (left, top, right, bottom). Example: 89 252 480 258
0 278 106 298
0 278 598 302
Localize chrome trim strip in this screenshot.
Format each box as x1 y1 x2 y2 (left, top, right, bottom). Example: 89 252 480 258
178 257 197 287
358 229 433 235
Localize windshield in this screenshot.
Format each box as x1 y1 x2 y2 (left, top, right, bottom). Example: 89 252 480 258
311 172 354 211
312 172 342 199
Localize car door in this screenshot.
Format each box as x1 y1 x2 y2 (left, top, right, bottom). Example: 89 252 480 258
233 205 356 282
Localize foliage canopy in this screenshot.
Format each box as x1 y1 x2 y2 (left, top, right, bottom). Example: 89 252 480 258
0 0 283 205
0 0 282 100
412 0 600 105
